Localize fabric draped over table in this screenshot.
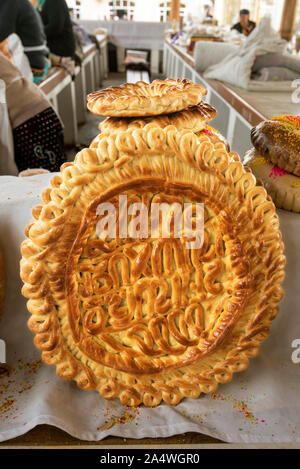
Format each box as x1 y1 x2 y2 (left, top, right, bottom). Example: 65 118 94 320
203 18 292 91
79 20 170 51
0 174 299 443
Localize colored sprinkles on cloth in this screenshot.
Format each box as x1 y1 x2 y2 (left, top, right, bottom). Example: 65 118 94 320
211 392 267 426
0 360 298 438
97 405 142 431
0 359 42 420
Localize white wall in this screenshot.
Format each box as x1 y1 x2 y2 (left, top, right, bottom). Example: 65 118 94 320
259 0 284 31
69 0 208 22
67 0 284 29
67 0 109 20
134 0 160 22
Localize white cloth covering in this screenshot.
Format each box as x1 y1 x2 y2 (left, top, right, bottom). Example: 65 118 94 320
6 34 33 82
80 20 169 50
194 42 238 73
0 173 300 443
204 18 290 91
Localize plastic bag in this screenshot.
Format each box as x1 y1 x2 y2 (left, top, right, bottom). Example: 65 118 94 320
0 34 33 81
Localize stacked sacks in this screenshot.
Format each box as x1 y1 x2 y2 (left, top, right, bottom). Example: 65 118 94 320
87 78 230 151
244 115 300 213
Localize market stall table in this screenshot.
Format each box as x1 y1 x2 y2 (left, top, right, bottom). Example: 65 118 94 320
38 35 108 145
0 173 299 445
163 37 300 157
81 20 169 73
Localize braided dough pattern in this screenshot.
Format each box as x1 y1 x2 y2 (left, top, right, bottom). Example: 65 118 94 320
196 126 230 153
21 126 285 406
87 79 207 117
99 102 217 135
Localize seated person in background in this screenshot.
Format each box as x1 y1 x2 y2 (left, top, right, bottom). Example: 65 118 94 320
0 0 49 83
203 4 214 21
31 0 76 75
232 9 256 37
0 51 66 174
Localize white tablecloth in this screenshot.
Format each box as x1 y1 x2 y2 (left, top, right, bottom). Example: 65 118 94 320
80 20 169 50
0 174 299 443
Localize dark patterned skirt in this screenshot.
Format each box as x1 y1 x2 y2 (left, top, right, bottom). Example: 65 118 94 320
13 107 66 173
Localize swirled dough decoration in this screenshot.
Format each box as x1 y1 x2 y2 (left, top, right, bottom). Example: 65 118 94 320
251 115 300 176
20 126 285 407
99 102 217 135
196 126 230 152
87 79 207 117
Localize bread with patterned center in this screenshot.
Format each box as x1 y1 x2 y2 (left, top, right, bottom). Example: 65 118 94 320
87 79 207 117
20 125 285 406
251 115 300 176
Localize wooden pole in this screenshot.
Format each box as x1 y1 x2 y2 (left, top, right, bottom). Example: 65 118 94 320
279 0 297 41
255 0 260 24
170 0 180 21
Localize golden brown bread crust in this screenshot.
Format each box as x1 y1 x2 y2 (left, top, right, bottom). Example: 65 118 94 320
244 148 300 213
20 125 285 406
19 168 50 177
251 116 300 176
0 247 5 322
87 79 207 117
196 126 230 153
90 126 228 152
99 102 217 135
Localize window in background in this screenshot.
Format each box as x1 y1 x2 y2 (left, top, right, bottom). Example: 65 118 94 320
159 1 186 22
222 0 284 30
108 0 135 20
295 0 300 29
225 0 260 26
291 0 300 52
258 0 284 31
75 0 81 19
67 0 81 18
223 0 241 26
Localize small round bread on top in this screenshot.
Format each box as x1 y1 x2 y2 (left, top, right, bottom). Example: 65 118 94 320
87 79 207 117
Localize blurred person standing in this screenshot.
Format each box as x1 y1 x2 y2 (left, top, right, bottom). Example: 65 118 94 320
0 0 49 82
31 0 75 74
232 9 256 36
202 4 214 21
0 51 66 174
